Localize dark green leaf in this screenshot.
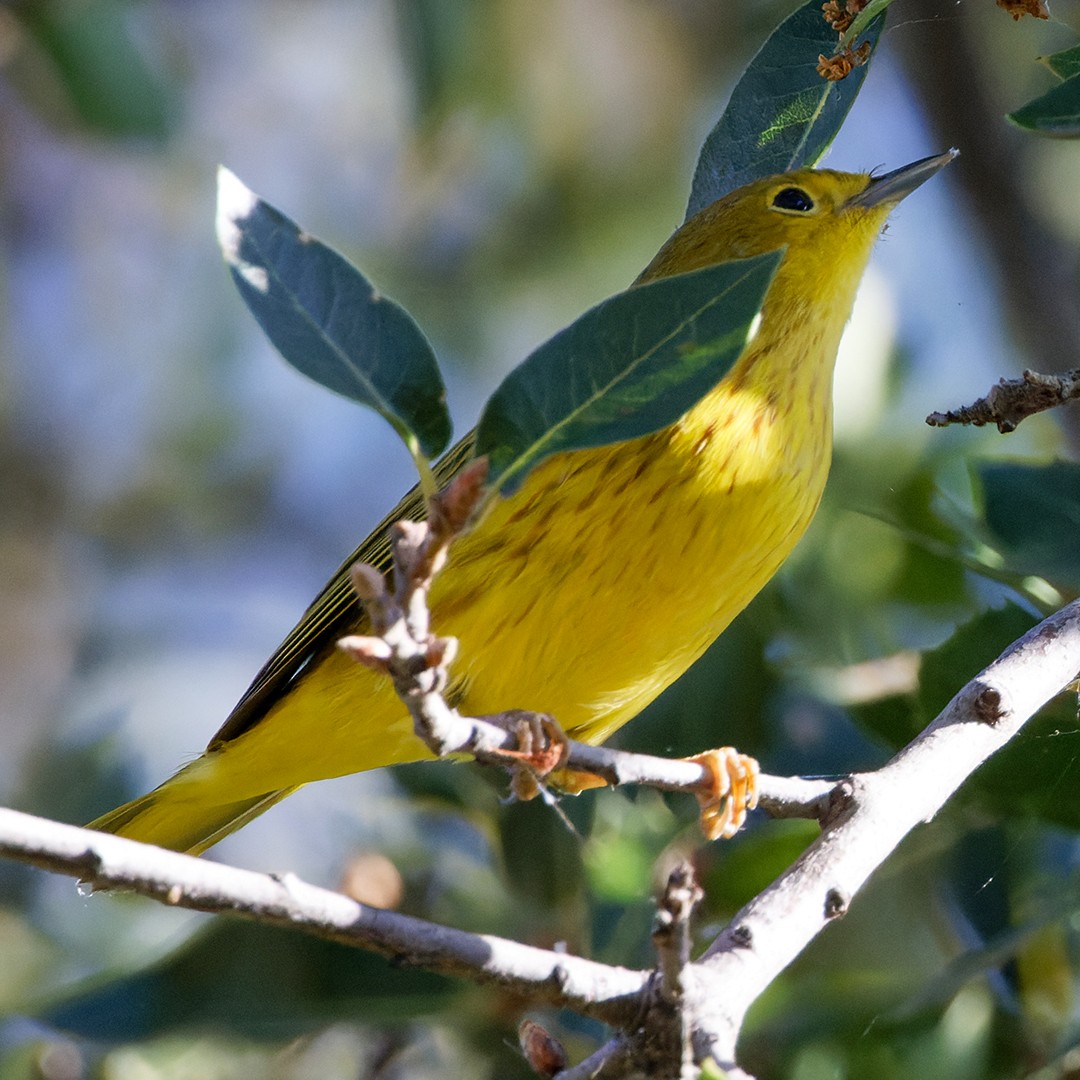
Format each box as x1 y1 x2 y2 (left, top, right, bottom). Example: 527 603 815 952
685 0 885 219
967 694 1080 830
849 693 920 751
1041 44 1080 80
1007 74 1080 137
916 603 1037 723
977 460 1080 587
391 759 501 812
475 250 782 494
853 604 1038 750
498 796 588 908
699 820 819 913
850 604 1080 831
216 167 451 461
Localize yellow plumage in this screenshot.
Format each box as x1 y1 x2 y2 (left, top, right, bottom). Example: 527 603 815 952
88 156 953 854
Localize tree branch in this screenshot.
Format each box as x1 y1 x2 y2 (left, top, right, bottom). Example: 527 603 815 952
0 806 647 1028
926 367 1080 433
2 599 1079 1077
6 447 1080 1078
691 598 1080 1073
652 862 706 1079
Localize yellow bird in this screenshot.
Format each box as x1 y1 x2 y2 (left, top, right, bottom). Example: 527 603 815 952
89 152 955 855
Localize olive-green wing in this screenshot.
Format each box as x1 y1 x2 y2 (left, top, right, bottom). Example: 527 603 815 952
207 431 477 750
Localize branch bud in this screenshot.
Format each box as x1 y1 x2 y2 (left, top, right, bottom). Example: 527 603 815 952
518 1019 568 1078
350 563 388 604
338 635 393 673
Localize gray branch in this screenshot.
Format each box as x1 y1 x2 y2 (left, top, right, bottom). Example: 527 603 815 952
927 368 1080 433
0 806 647 1029
693 598 1080 1073
2 599 1078 1076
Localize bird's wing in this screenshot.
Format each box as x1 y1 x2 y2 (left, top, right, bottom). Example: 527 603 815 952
207 431 477 750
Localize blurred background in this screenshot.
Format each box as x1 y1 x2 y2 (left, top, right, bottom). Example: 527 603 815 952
2 1 1080 1077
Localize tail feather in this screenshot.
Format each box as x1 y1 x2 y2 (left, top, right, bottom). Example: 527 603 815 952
87 782 299 856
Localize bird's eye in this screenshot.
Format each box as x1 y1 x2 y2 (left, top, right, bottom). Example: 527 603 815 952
772 187 815 213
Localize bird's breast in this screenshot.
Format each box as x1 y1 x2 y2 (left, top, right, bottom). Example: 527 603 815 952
433 364 833 741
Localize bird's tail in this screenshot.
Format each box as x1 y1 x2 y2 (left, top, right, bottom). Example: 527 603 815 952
86 774 299 856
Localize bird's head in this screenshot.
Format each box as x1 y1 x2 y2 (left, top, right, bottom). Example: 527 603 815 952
639 150 957 290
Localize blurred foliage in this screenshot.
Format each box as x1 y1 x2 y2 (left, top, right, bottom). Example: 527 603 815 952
978 460 1080 589
3 2 1080 1079
1009 42 1080 135
8 0 176 140
43 920 458 1041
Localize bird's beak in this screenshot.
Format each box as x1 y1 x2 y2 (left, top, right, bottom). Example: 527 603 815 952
848 148 958 209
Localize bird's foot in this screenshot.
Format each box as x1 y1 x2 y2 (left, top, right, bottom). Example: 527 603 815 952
686 747 760 840
479 710 571 801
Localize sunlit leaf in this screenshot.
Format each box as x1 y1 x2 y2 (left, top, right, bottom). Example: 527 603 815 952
475 251 782 494
216 167 451 462
685 0 885 218
1042 44 1080 80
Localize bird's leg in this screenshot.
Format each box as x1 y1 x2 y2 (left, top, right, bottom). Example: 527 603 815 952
686 748 760 840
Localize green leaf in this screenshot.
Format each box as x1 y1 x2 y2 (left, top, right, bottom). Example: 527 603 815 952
916 603 1037 724
849 692 920 750
868 600 1080 830
968 694 1080 830
1007 74 1080 137
215 167 451 463
700 820 819 913
852 604 1038 750
498 796 588 909
474 250 783 494
847 602 1080 835
1041 44 1080 80
977 460 1080 587
685 0 885 219
888 469 968 607
14 0 175 140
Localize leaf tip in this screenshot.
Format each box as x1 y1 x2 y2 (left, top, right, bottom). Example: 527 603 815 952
216 166 270 292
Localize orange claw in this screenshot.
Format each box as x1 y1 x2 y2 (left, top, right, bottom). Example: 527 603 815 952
687 748 760 840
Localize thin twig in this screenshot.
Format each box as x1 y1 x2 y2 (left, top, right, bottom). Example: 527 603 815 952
652 863 705 1079
653 863 702 1006
926 368 1080 433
